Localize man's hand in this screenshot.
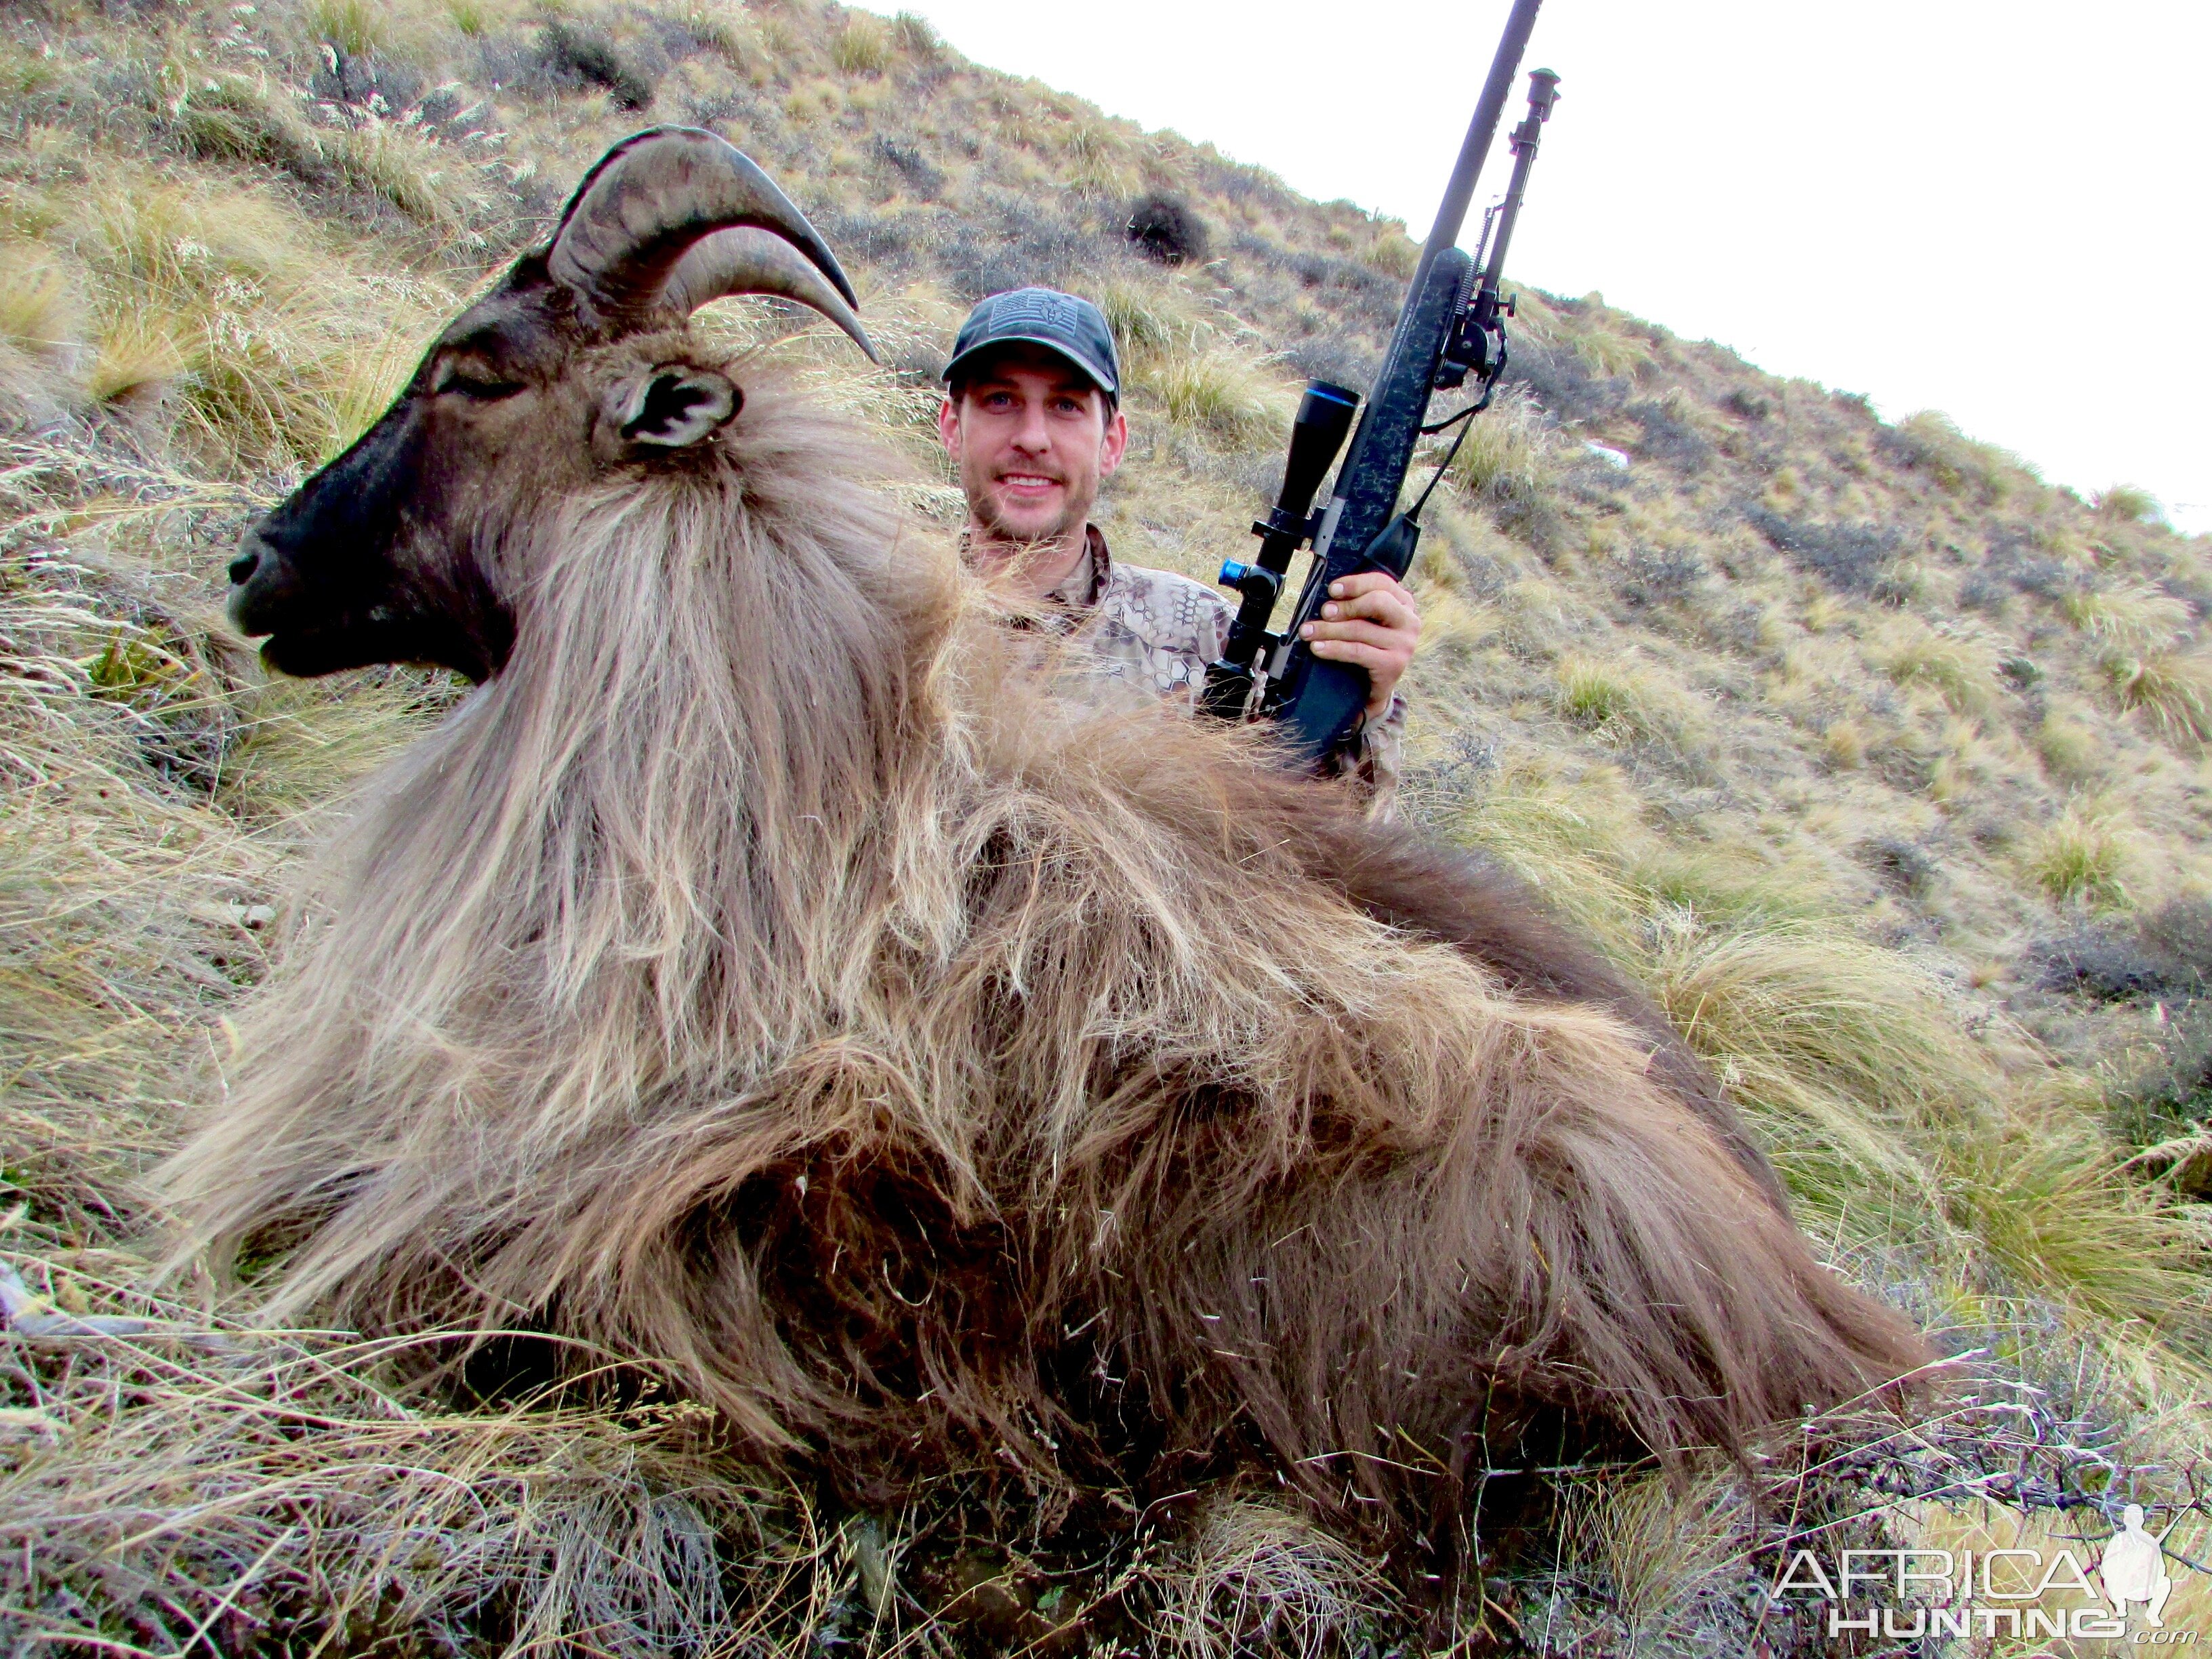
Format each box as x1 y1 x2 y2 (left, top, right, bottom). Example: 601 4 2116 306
1299 571 1422 718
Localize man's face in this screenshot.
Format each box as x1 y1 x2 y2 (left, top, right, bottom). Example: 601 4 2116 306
939 344 1128 557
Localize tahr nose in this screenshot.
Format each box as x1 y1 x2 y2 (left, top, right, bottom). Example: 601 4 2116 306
228 546 260 586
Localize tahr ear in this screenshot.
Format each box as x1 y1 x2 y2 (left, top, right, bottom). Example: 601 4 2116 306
600 365 741 455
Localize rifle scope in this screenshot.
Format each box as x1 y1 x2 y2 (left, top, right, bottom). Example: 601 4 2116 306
1200 381 1361 720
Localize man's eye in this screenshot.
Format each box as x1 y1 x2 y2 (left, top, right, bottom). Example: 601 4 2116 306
437 369 525 401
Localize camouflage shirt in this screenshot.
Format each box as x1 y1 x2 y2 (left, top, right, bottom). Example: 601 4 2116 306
1037 525 1404 815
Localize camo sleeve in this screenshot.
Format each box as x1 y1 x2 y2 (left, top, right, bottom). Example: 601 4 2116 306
1336 695 1404 823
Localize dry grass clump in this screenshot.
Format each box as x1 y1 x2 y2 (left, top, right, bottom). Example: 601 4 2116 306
1947 1121 2212 1348
1152 1498 1388 1659
1820 717 1868 770
2096 482 2165 525
2106 647 2212 746
1565 298 1653 378
1644 913 1992 1223
1443 382 1554 503
1561 1473 1745 1653
2027 801 2133 909
2062 579 2191 650
28 168 464 469
2035 700 2108 784
830 12 893 75
302 0 389 56
1085 279 1292 444
1887 409 2022 502
0 1258 812 1654
1868 617 2001 716
1552 652 1708 754
1141 337 1291 445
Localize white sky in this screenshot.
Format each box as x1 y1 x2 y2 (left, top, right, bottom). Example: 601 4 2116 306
903 0 2212 535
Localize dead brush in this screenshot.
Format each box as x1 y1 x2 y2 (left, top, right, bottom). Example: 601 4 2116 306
1150 1498 1392 1659
0 1243 821 1656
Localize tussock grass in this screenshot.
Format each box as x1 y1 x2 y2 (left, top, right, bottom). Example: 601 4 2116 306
1820 717 1867 770
2027 802 2133 909
1564 1473 1744 1652
1949 1124 2212 1348
1889 409 2022 502
1155 1499 1387 1659
830 13 893 75
1410 586 1494 661
1553 652 1707 752
0 1277 811 1653
2035 700 2108 783
1447 751 1646 956
53 168 462 467
2097 482 2164 525
1567 301 1653 378
1869 617 2001 715
1141 337 1292 445
1645 912 1991 1222
0 245 78 365
1443 383 1553 502
304 0 388 56
2107 647 2212 746
2062 579 2191 649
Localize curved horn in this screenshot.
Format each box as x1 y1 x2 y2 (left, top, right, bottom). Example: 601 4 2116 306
548 127 867 348
661 227 876 361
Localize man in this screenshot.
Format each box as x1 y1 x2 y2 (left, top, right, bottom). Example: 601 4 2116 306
937 287 1420 810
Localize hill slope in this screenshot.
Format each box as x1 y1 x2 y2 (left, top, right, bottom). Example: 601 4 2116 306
3 0 2210 1650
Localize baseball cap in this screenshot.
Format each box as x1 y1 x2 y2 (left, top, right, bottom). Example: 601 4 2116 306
942 287 1120 405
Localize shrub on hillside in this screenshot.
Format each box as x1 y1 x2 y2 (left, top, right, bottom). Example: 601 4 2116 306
1124 192 1208 266
534 20 655 111
1744 507 1906 596
1502 337 1626 422
868 134 945 199
1624 397 1711 474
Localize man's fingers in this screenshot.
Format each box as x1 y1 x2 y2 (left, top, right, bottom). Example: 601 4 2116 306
1324 573 1422 632
1305 637 1399 672
1303 619 1408 653
1327 571 1406 600
1322 590 1420 629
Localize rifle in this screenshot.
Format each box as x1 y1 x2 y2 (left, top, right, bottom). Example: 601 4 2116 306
1199 0 1561 767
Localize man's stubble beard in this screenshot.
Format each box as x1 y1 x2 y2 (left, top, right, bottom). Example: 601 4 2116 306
968 467 1096 570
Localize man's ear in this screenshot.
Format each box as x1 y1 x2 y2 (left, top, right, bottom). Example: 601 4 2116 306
937 393 963 462
1098 404 1129 479
600 365 740 456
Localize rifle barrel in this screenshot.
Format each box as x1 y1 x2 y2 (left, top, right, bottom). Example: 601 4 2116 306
1407 0 1546 302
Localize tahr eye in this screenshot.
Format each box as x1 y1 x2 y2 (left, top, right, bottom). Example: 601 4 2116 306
436 367 525 401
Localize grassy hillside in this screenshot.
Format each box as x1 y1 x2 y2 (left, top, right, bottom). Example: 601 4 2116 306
2 0 2209 1650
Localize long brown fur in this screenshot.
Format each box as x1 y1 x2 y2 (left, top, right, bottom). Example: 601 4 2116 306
157 337 1930 1553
